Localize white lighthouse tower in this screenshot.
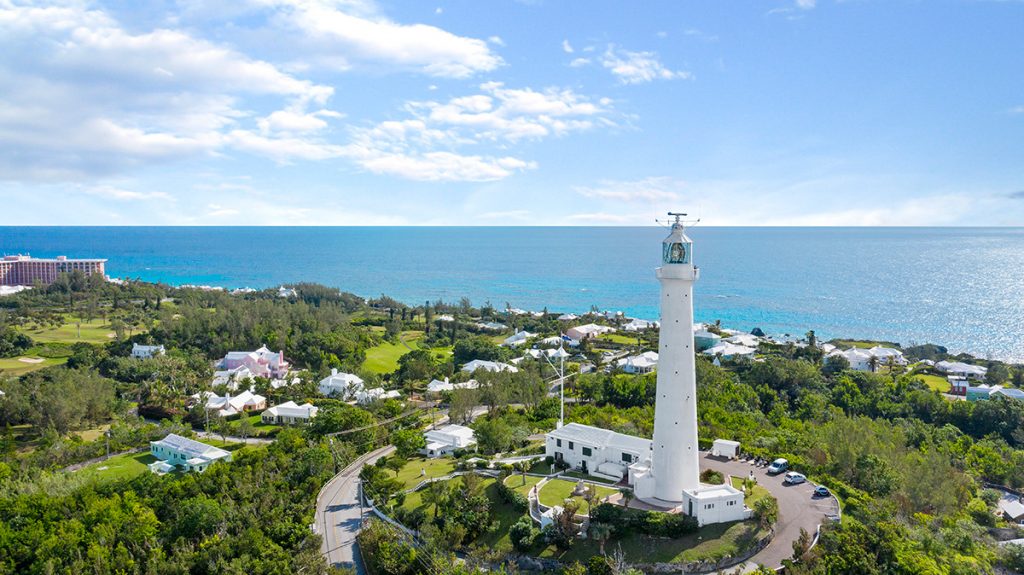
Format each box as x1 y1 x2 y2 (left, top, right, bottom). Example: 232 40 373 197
650 212 701 501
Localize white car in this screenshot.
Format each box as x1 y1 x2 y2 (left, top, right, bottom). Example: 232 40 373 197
783 471 807 485
766 458 789 475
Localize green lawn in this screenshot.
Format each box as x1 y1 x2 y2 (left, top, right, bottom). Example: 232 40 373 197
539 519 768 564
562 470 619 484
528 460 554 475
399 475 521 552
391 456 457 489
538 478 618 513
598 333 639 345
830 339 900 350
80 451 158 482
731 476 772 508
0 356 66 376
504 473 543 496
362 330 425 374
17 317 118 345
915 374 952 393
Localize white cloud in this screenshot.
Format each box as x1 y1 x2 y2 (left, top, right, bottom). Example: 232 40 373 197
569 57 591 68
1010 105 1024 115
576 177 684 203
260 0 503 78
488 35 505 46
0 1 340 180
206 203 241 217
82 185 173 201
340 82 614 181
562 39 574 53
600 45 690 85
478 210 532 220
565 212 637 224
796 0 816 9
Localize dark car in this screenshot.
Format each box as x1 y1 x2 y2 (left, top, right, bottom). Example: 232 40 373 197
814 485 831 497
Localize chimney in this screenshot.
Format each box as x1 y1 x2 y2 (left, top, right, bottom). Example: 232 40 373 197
332 368 338 376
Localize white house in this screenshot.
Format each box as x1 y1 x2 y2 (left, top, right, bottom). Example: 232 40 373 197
131 344 166 359
149 433 232 474
422 424 477 457
557 313 579 321
936 361 988 380
827 348 873 371
261 401 318 425
461 359 518 373
436 314 455 322
723 334 761 348
476 321 507 331
212 365 255 391
693 330 722 352
682 484 750 526
217 346 290 379
867 346 908 366
545 422 652 482
967 385 1024 402
622 318 659 332
318 368 365 399
356 388 402 405
566 323 615 342
277 286 297 298
195 390 267 417
503 330 536 347
426 377 478 394
703 342 757 360
711 439 741 459
617 351 659 374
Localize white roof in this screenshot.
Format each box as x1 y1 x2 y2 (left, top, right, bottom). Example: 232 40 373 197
557 313 578 321
152 433 230 461
461 359 518 373
936 361 987 376
617 351 658 369
703 342 757 358
547 422 651 454
433 424 475 439
713 439 741 447
503 330 535 345
263 401 318 419
723 334 760 347
568 323 615 336
132 343 165 352
319 370 364 386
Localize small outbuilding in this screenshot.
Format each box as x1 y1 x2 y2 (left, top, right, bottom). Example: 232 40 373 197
711 439 740 460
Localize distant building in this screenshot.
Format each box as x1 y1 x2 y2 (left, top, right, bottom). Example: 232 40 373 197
0 254 106 286
622 318 659 332
503 330 535 346
703 342 757 361
426 377 478 394
195 390 267 417
936 361 988 380
356 388 402 405
278 286 298 298
212 365 255 391
318 368 365 399
967 384 1024 402
149 433 232 474
461 359 518 373
131 344 166 359
261 401 318 425
422 424 477 457
566 323 615 342
692 329 722 352
217 346 290 379
557 313 579 321
617 351 659 374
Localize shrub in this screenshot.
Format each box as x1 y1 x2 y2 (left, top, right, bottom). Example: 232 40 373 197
545 455 555 465
700 469 725 485
509 516 538 551
496 479 529 511
590 503 624 526
626 511 698 538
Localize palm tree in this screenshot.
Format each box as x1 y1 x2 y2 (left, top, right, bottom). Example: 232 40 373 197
619 487 634 509
590 522 613 555
422 479 451 519
582 485 597 519
868 356 879 373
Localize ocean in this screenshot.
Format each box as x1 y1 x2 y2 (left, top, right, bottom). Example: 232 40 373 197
1 226 1022 362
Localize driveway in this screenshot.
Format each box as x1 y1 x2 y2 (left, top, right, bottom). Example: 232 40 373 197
701 455 839 572
317 445 395 572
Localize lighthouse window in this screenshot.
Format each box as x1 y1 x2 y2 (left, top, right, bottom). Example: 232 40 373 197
568 441 574 450
582 447 593 457
556 439 562 448
621 452 634 463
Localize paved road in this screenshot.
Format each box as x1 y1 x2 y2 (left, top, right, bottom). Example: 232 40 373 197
194 430 273 445
317 445 395 571
701 455 839 572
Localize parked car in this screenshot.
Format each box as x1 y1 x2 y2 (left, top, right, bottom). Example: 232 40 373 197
784 471 807 485
766 458 789 475
814 485 831 497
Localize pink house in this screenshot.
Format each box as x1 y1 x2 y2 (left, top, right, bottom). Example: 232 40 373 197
218 346 289 379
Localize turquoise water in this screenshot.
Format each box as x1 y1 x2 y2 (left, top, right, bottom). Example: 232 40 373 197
1 227 1022 361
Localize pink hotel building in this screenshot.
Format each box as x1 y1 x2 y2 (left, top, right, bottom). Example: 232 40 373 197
0 255 107 286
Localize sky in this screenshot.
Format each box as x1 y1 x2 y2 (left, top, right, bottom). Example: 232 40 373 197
0 0 1022 226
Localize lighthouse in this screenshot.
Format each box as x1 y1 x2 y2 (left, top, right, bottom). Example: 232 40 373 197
649 213 701 501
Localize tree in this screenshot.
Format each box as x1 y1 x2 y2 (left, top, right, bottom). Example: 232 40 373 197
589 522 613 555
619 487 634 509
393 428 427 459
753 496 778 530
792 527 812 562
421 479 452 519
473 418 513 454
237 417 255 441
